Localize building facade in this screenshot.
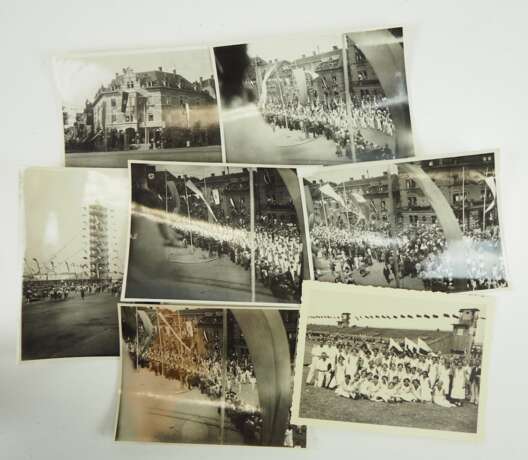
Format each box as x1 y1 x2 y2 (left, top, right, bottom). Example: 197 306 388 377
310 154 497 232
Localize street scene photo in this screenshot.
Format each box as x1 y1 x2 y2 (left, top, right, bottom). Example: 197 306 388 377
21 168 128 360
123 162 307 304
214 27 413 165
55 48 222 167
292 282 492 438
116 304 306 447
302 152 508 292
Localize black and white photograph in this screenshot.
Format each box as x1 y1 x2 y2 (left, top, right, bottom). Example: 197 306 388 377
214 27 413 165
20 168 128 360
116 304 307 447
291 282 493 439
122 161 307 305
55 47 222 167
301 151 509 292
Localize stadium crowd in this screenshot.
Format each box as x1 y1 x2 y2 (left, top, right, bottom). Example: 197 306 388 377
262 97 394 161
306 335 482 407
312 221 507 292
23 279 122 302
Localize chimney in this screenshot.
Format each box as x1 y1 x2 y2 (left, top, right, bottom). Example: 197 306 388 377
200 76 203 83
173 69 177 74
115 72 119 78
302 54 306 58
361 175 365 180
158 66 163 72
312 51 316 56
332 45 338 50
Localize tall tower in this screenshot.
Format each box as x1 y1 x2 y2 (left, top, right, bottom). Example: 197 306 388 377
452 308 480 353
88 203 110 280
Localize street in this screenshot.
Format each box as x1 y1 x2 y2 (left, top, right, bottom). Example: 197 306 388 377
21 292 119 360
65 145 222 168
315 256 425 290
125 215 282 303
117 357 246 445
222 105 396 165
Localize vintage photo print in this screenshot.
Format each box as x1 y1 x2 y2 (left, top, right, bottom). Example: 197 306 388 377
54 47 223 167
292 282 493 440
116 303 307 448
20 168 128 360
213 27 413 165
301 151 509 292
122 161 308 305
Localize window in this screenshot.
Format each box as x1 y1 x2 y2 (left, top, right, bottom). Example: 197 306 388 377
431 215 437 224
406 179 416 189
110 98 116 108
380 200 386 210
408 196 417 207
111 114 116 122
148 113 154 121
125 115 130 122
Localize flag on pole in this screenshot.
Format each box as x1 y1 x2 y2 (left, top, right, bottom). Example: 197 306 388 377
185 180 217 222
351 192 367 203
185 102 190 129
484 176 496 213
404 337 418 352
389 338 403 352
185 320 194 337
320 183 346 208
417 338 432 353
212 189 220 205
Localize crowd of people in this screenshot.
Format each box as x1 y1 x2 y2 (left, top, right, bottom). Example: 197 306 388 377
23 279 122 303
262 97 395 161
305 334 481 408
255 216 303 301
141 203 304 302
311 221 507 292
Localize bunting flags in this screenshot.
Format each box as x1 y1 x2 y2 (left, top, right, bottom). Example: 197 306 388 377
404 337 418 352
389 338 403 352
417 338 432 353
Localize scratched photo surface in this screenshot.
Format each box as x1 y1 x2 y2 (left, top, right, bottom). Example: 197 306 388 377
116 304 306 447
301 151 508 293
122 161 308 305
214 27 413 165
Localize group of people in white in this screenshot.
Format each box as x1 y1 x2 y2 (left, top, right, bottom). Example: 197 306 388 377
311 217 507 291
306 335 481 407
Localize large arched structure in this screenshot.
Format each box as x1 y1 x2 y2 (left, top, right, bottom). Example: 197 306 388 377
231 309 292 446
345 30 413 158
399 163 464 244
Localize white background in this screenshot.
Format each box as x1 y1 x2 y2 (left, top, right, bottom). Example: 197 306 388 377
1 0 527 458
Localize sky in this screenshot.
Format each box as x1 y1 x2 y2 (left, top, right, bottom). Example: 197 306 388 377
23 168 129 276
247 33 343 63
55 47 214 111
